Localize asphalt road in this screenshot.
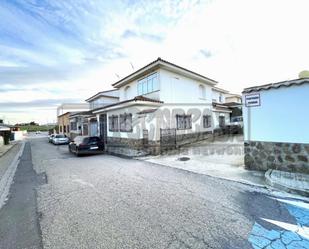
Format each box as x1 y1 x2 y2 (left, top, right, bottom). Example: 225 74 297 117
0 137 308 249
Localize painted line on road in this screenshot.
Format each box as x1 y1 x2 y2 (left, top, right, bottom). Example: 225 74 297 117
0 141 25 209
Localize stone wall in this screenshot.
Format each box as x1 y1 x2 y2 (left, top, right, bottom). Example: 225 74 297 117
176 131 213 146
244 141 309 174
106 137 160 157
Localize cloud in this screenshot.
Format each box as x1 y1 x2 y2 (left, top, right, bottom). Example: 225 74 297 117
1 0 309 123
0 98 81 109
122 30 163 43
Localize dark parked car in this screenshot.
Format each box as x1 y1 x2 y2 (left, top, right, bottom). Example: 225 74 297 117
68 136 104 156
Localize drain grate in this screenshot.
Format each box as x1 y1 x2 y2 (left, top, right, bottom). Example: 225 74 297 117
178 156 190 161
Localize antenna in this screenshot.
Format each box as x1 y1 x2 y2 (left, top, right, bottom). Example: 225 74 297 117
130 62 135 71
115 73 120 79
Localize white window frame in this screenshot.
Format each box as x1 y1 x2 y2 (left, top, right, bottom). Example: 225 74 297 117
119 113 133 132
137 72 159 95
109 115 119 132
176 115 192 130
199 84 206 99
203 115 212 128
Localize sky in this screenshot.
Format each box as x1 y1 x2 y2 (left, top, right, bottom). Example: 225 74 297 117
0 0 309 124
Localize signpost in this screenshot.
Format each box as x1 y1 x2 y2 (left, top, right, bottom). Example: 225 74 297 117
245 93 260 107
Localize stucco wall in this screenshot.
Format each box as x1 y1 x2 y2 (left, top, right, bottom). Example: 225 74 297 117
106 104 213 142
212 90 226 103
159 69 213 104
117 68 214 104
243 84 309 144
89 96 119 109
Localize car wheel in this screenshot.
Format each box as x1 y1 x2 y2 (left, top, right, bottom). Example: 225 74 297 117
76 148 80 157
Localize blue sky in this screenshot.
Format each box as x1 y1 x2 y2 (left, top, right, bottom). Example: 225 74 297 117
1 0 309 123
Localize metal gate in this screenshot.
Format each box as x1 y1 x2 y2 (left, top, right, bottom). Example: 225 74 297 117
160 128 176 152
99 114 107 148
143 129 149 147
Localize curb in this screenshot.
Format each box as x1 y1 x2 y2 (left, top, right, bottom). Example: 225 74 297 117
0 141 25 209
265 169 309 198
0 142 17 158
135 158 268 190
136 158 309 201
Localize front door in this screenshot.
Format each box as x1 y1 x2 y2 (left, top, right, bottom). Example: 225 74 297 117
219 116 225 128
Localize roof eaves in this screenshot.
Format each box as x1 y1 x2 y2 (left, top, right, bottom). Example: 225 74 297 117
112 57 218 88
85 89 119 102
243 78 309 93
93 96 163 113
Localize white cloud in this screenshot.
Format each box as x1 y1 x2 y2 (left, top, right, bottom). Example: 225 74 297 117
1 0 309 123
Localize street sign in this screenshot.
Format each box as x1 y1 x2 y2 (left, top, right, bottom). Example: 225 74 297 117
245 93 260 107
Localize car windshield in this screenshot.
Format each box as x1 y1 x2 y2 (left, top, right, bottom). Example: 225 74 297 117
74 136 88 143
55 135 65 138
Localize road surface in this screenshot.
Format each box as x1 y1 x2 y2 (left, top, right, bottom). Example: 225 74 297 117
0 136 308 248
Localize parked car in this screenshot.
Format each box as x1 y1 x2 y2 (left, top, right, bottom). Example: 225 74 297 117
52 134 69 145
230 116 243 128
68 136 104 156
48 134 55 143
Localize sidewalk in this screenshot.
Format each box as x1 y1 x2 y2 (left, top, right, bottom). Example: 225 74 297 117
139 135 309 197
139 135 267 188
0 143 16 158
265 169 309 197
0 142 23 208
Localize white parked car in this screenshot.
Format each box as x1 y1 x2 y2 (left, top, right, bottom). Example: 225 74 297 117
48 134 55 143
52 134 69 145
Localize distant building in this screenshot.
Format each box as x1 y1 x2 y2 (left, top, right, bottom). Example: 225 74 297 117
56 103 89 136
243 78 309 174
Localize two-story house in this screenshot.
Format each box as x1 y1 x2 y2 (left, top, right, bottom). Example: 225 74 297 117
91 58 234 156
211 86 232 129
69 90 119 139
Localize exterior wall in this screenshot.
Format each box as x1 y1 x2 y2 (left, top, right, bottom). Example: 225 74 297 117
243 84 309 173
226 96 241 103
106 104 213 141
69 116 82 138
105 103 214 156
89 96 119 110
212 90 226 103
245 141 309 174
57 103 89 116
243 84 309 143
159 69 213 104
0 136 4 146
117 68 214 104
212 112 231 129
57 113 70 136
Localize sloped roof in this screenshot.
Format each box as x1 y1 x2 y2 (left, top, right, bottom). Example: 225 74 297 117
85 89 119 102
243 78 309 93
92 96 163 113
112 57 217 88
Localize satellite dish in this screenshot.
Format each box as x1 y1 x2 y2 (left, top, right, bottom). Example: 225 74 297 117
299 70 309 79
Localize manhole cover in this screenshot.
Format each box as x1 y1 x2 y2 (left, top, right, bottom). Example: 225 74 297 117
178 157 190 161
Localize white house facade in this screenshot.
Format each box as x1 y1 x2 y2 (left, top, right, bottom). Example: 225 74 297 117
89 58 237 156
243 78 309 174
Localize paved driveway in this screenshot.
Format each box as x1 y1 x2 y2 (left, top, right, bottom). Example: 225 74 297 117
25 137 308 249
142 135 265 186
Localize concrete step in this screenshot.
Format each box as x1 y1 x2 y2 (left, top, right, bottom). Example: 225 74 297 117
265 169 309 197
